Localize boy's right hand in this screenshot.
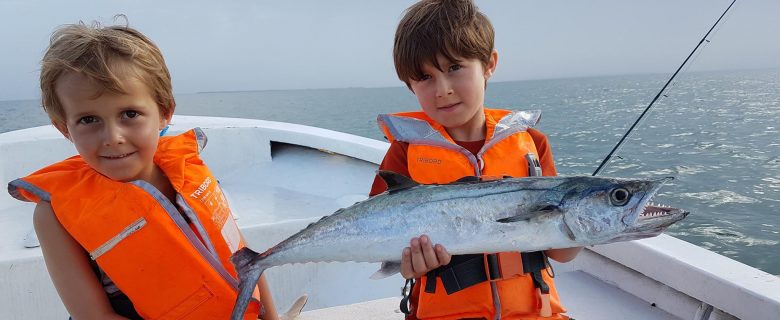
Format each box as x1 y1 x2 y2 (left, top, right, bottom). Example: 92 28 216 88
400 235 452 279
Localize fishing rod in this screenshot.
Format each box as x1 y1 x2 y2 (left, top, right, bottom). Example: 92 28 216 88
592 0 737 176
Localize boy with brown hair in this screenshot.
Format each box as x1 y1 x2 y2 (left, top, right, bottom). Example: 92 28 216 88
370 1 581 319
8 21 280 319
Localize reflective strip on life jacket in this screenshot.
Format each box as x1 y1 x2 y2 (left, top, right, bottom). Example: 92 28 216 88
90 217 147 260
378 109 544 184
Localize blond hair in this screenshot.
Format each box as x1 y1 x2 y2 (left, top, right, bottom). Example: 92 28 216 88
394 0 494 89
40 20 175 126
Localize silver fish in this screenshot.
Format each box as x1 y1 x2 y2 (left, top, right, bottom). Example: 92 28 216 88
230 172 688 319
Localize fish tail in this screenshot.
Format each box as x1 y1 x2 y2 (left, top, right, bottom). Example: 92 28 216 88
231 246 262 272
230 247 268 320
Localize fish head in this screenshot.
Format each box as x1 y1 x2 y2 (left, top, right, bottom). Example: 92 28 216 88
558 176 688 243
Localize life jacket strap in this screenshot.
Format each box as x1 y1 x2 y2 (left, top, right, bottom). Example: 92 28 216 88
530 270 550 294
489 251 547 282
521 251 548 278
421 254 486 295
400 278 415 315
424 271 438 293
486 253 501 280
422 252 548 295
487 252 525 281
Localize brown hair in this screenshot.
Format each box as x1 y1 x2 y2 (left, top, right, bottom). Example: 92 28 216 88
393 0 494 89
40 19 175 126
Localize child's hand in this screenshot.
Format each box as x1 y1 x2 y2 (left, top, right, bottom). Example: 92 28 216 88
400 235 452 279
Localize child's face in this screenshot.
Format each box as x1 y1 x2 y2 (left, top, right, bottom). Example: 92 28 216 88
54 70 171 182
409 52 497 135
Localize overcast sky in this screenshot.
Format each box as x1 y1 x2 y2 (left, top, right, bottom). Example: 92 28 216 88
1 0 777 101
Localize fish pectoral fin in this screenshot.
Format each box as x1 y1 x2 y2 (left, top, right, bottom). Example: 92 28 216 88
378 170 419 193
496 214 535 223
532 204 561 214
370 261 402 279
496 204 561 223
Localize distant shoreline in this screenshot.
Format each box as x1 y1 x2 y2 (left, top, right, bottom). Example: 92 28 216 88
193 67 779 94
2 67 778 102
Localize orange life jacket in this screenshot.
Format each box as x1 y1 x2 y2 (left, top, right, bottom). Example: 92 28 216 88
378 109 568 320
8 128 261 320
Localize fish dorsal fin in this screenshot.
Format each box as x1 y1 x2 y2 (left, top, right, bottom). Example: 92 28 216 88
306 215 331 229
454 176 480 183
496 204 560 223
378 170 419 193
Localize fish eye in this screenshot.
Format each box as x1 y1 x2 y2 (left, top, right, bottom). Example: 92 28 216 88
610 188 631 206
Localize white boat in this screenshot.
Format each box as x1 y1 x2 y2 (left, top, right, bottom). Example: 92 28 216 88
1 115 778 320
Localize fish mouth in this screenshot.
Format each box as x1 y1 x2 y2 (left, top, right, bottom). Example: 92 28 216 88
639 202 686 220
614 177 689 242
621 177 670 223
637 201 689 228
612 207 688 242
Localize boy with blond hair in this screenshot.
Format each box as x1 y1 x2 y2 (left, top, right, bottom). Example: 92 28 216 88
370 1 581 319
8 22 279 319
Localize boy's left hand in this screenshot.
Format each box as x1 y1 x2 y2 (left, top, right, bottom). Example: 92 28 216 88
400 235 452 279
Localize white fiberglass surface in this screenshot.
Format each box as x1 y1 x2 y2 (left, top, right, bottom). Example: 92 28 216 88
217 142 377 227
0 203 38 261
555 270 677 320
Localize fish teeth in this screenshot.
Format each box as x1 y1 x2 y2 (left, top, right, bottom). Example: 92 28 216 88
646 202 672 209
640 210 670 217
